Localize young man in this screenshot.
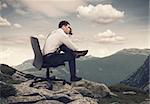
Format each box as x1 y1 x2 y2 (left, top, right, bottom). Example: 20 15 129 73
43 20 82 82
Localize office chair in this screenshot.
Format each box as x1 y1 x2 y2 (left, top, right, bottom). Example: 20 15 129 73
30 36 67 90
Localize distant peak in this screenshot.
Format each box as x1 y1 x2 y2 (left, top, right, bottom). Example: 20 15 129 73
117 48 150 55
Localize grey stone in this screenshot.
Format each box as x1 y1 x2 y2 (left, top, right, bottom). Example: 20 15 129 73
35 100 64 104
71 79 113 98
122 91 136 95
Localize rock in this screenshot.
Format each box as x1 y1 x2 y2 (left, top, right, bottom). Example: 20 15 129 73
122 91 136 95
110 102 120 104
0 64 116 104
140 99 150 104
0 64 34 84
71 79 113 98
30 78 71 91
142 83 150 92
73 87 94 98
35 100 64 104
68 97 98 104
11 71 29 82
4 79 98 104
7 95 44 104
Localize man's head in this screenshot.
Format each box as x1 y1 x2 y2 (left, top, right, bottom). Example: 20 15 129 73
58 20 72 34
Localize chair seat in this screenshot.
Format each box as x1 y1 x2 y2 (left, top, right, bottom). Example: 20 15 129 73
42 62 65 68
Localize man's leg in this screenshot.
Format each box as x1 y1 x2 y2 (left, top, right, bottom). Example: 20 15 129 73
59 45 76 77
44 52 81 81
59 44 82 81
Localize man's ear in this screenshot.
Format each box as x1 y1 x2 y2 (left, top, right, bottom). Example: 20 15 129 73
61 25 66 30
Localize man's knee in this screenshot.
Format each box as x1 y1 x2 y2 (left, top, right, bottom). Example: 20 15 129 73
65 52 76 60
60 44 73 53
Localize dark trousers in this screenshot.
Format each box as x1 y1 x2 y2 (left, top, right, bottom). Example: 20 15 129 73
43 45 76 78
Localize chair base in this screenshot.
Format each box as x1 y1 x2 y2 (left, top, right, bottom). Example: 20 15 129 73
29 76 71 90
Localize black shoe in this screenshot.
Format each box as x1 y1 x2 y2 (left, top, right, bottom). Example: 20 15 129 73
70 76 82 82
74 50 88 58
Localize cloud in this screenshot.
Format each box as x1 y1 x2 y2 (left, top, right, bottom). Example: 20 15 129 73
0 1 8 10
13 23 22 28
0 47 33 66
77 4 124 24
96 29 125 43
0 16 11 26
0 16 22 28
15 9 27 15
20 0 85 17
0 48 13 60
4 0 28 15
33 34 45 39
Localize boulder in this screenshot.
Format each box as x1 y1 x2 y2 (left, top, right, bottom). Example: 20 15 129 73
71 79 114 98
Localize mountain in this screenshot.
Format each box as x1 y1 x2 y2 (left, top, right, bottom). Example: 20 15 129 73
15 48 150 85
121 55 150 92
14 59 34 71
117 48 150 55
0 64 148 104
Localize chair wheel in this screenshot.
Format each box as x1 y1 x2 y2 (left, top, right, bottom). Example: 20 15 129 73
63 80 66 85
48 84 53 90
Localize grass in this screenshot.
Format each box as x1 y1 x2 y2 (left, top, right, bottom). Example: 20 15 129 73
98 84 148 104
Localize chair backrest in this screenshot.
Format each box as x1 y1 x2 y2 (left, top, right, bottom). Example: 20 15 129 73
30 37 43 70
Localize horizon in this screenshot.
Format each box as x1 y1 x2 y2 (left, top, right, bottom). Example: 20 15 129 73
0 0 149 66
11 48 150 66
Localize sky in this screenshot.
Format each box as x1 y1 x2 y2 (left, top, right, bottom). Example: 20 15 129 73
0 0 149 66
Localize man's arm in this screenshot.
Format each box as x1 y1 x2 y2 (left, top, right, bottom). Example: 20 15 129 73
61 35 78 51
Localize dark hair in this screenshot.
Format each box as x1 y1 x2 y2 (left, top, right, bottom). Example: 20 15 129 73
58 20 70 28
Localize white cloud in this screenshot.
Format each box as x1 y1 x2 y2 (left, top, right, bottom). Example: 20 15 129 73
0 16 22 28
2 3 7 8
13 23 22 28
0 16 11 26
0 47 33 66
96 29 125 43
34 34 45 39
0 48 12 60
0 1 8 10
15 9 27 15
77 4 124 24
20 0 85 17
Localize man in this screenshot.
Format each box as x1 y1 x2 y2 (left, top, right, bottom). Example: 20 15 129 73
43 20 85 82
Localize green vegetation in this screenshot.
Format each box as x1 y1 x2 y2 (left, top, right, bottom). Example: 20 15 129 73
98 84 148 104
0 73 22 84
0 64 16 76
109 84 146 93
0 82 16 98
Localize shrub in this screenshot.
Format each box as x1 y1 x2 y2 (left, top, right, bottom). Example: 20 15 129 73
0 64 16 76
0 81 16 98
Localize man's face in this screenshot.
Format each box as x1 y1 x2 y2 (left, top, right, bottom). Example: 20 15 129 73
62 24 71 34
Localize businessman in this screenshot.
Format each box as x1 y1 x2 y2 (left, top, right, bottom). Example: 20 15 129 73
43 20 87 82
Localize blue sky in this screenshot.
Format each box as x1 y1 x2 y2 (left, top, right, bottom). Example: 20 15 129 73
0 0 149 65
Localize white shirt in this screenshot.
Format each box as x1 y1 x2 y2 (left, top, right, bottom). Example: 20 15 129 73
43 28 78 55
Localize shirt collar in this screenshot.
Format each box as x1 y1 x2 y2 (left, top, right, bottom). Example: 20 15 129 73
58 28 65 33
58 28 69 37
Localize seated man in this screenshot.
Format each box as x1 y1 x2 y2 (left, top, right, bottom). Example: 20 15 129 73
43 20 87 82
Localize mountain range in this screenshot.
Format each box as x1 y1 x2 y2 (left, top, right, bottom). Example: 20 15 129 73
14 48 150 85
121 55 149 92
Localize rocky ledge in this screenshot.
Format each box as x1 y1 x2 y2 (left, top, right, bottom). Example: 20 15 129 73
0 64 148 104
0 64 116 104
